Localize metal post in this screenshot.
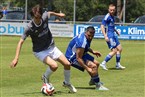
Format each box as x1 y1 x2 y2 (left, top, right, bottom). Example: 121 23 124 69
123 0 126 23
25 0 28 20
73 0 76 24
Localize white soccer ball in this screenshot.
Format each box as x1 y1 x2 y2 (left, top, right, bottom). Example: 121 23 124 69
41 83 55 96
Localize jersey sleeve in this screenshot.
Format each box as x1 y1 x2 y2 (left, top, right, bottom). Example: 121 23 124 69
76 36 86 49
21 25 30 40
42 11 49 21
102 17 107 26
102 14 110 26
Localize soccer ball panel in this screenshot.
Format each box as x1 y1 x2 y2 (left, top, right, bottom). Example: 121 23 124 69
41 83 55 96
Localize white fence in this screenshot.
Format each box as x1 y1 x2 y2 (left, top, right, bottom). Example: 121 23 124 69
0 22 73 37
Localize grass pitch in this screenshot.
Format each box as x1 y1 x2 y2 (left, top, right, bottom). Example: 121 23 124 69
0 36 144 97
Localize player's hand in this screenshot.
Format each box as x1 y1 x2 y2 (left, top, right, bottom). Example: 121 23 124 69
117 31 120 36
115 29 120 36
93 51 101 58
105 36 109 42
10 59 18 68
59 13 65 17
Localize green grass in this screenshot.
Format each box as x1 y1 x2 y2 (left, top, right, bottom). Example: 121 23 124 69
0 36 144 97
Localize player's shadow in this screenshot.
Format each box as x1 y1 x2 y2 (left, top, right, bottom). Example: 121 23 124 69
75 86 95 90
20 87 95 96
21 92 41 96
108 67 125 71
52 87 95 95
21 91 74 96
54 90 76 95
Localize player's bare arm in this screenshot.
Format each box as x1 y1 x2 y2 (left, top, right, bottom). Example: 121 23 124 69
101 24 109 42
88 48 101 57
48 11 65 17
93 51 101 58
76 48 92 73
10 38 24 68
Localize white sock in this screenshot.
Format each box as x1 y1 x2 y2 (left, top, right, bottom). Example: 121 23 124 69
64 70 70 84
116 62 120 66
44 66 53 79
102 61 106 65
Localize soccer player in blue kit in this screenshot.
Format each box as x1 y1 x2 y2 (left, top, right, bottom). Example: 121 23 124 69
100 4 125 70
65 26 108 90
10 4 77 93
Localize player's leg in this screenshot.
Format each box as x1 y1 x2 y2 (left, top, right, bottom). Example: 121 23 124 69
86 60 109 90
33 48 58 84
53 47 77 93
100 38 117 70
83 54 100 86
86 59 99 76
57 54 71 84
82 54 99 83
100 48 117 70
87 60 99 83
46 46 71 85
88 60 99 85
116 44 125 69
57 54 77 93
42 56 58 83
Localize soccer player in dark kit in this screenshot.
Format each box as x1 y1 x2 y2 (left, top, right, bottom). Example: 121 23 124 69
10 4 77 93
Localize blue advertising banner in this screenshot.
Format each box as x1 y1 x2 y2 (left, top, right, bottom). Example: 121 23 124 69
74 24 145 40
0 22 26 36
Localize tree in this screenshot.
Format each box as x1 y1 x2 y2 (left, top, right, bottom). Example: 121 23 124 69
1 0 145 22
125 0 145 22
52 0 74 21
117 0 122 19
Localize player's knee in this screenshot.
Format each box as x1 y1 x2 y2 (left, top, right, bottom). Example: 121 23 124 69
65 61 71 66
50 64 58 71
93 60 99 68
120 48 122 52
90 66 98 76
63 62 71 70
92 66 97 71
112 49 117 54
117 46 122 53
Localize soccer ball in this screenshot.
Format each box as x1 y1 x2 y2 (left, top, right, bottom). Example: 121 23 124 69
41 83 55 96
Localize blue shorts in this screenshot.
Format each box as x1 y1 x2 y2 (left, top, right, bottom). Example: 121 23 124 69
107 36 120 50
69 53 94 72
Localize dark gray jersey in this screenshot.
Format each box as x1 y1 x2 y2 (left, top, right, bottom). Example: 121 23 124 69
22 12 54 52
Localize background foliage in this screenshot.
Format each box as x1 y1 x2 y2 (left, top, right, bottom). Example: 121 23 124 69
0 0 145 22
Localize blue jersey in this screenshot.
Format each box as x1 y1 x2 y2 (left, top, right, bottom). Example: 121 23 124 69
102 13 120 49
2 10 7 15
102 13 115 37
65 32 91 61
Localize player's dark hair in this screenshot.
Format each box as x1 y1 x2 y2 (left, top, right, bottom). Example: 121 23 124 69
86 26 95 33
30 4 43 17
